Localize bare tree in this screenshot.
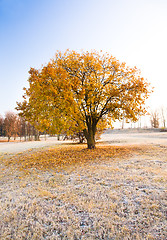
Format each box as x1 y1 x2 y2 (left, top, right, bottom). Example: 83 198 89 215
150 111 159 128
16 116 27 141
160 107 167 128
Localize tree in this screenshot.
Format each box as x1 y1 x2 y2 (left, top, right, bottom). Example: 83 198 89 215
150 110 159 128
17 50 151 149
4 112 17 141
160 106 167 128
0 115 4 136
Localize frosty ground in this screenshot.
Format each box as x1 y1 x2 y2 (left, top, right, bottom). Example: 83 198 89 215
0 129 167 239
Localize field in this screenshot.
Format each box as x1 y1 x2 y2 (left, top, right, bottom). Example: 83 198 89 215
0 129 167 239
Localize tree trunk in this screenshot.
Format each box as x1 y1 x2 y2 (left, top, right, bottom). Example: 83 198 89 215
34 129 40 141
87 130 95 149
78 132 85 143
84 118 97 149
24 123 27 141
163 120 166 128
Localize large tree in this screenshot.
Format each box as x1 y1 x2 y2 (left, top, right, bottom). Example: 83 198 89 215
17 50 151 148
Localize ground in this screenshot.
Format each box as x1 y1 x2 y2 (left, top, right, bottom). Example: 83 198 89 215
0 129 167 239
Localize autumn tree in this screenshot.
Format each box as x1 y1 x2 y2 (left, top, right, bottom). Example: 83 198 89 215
17 50 151 149
0 115 4 136
4 112 18 141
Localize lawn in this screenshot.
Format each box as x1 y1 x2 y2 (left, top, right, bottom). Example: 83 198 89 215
0 144 167 239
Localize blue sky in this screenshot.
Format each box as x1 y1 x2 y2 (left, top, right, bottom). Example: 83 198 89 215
0 0 167 116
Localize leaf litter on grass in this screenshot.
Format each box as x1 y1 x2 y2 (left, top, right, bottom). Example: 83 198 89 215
0 144 167 239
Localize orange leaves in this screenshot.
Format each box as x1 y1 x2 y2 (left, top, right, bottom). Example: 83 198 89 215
4 145 140 172
16 49 152 148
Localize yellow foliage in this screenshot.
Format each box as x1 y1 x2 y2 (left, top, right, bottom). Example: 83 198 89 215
16 50 152 148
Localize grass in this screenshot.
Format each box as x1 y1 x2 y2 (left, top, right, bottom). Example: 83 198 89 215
0 144 167 239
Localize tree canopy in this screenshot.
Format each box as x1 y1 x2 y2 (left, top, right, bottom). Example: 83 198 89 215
17 50 151 148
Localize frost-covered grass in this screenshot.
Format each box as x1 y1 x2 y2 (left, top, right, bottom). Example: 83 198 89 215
0 145 167 239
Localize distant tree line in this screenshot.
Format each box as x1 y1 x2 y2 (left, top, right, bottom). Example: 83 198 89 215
0 111 93 143
150 107 167 129
0 112 40 142
1 107 166 142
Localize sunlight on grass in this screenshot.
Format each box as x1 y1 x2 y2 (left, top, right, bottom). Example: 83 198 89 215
0 144 167 239
2 145 143 172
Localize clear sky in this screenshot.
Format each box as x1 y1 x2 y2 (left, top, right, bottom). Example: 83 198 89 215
0 0 167 116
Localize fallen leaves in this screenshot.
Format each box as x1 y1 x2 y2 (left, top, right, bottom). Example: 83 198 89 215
2 144 145 172
0 144 167 239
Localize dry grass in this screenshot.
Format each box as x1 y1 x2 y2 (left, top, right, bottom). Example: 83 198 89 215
0 144 167 239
